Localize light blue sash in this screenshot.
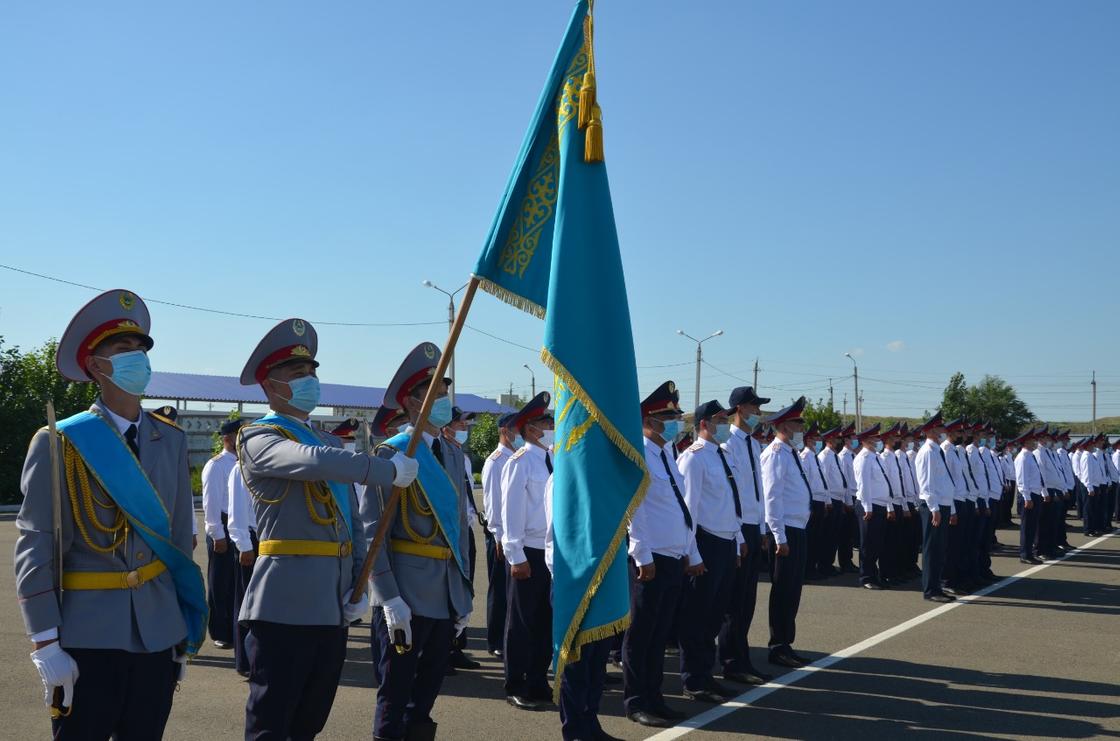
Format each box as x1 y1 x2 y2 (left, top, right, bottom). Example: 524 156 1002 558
56 411 208 655
384 432 468 580
249 413 355 538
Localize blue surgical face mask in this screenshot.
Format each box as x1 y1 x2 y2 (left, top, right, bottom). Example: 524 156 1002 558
713 424 731 444
454 429 469 444
428 396 453 428
792 432 805 450
814 441 823 453
745 414 760 430
660 419 683 441
280 374 320 413
850 439 859 450
874 441 884 453
511 435 524 449
907 442 915 452
94 350 151 397
539 429 555 448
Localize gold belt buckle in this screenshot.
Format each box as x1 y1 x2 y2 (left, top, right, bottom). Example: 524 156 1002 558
125 569 141 589
340 542 352 557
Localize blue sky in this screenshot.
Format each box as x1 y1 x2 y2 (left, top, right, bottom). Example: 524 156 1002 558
1 1 1117 421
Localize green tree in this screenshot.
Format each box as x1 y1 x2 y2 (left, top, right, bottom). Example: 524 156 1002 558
0 337 99 504
802 397 842 431
938 373 1034 439
467 413 499 469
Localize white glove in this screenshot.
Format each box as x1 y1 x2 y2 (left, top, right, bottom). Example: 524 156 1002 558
382 596 413 648
172 646 189 683
454 613 471 634
390 452 419 488
30 641 79 709
342 588 369 624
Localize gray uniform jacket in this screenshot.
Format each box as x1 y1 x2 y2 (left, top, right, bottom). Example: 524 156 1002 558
237 417 396 626
14 401 192 652
361 432 472 621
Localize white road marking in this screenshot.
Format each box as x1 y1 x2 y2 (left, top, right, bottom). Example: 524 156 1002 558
645 530 1117 739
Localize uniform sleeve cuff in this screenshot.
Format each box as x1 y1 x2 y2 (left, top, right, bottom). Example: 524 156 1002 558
30 627 58 643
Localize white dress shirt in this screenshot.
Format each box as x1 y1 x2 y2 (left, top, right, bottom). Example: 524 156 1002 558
722 425 764 527
837 447 857 506
482 443 515 541
1073 450 1095 488
915 439 957 513
964 445 987 503
630 437 701 567
677 438 744 545
1102 449 1119 484
941 441 969 502
978 446 1004 499
544 476 554 574
818 447 848 503
1033 446 1064 494
897 449 919 505
855 448 893 508
500 443 551 565
226 465 257 553
1015 448 1045 501
1000 453 1015 482
201 449 237 540
760 439 811 545
879 449 905 509
800 447 831 503
1056 448 1076 491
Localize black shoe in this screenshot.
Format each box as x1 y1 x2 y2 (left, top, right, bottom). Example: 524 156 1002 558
924 593 954 603
448 651 482 670
805 570 825 581
628 711 673 728
212 640 233 650
723 670 767 685
528 686 555 704
488 648 503 658
768 651 803 669
822 565 841 577
862 581 884 591
683 688 727 704
786 650 810 666
653 704 687 720
604 673 622 685
443 665 458 676
405 720 438 741
841 564 859 574
506 695 543 711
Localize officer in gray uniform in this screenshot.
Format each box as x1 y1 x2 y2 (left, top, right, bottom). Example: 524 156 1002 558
14 288 203 739
236 318 418 741
362 342 473 741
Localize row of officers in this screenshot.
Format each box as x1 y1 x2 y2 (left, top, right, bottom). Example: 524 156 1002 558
13 289 1115 741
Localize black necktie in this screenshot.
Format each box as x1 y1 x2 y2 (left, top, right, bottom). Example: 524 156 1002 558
873 455 895 499
980 451 991 489
746 437 762 502
788 446 812 495
905 455 918 492
963 450 979 490
715 447 743 519
545 452 553 474
833 450 849 489
810 451 828 490
953 449 971 492
125 424 140 459
938 446 957 486
659 450 693 529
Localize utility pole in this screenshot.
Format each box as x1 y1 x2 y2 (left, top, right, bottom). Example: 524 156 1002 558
828 378 834 410
1092 370 1097 434
422 280 469 405
753 358 759 390
523 364 536 398
677 329 723 427
845 352 861 431
842 394 848 423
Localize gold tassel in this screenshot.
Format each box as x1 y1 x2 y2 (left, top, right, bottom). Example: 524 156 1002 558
584 104 604 163
578 70 596 129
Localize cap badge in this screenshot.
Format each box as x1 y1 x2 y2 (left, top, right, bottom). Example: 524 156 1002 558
119 291 136 310
424 343 436 360
291 345 311 357
668 381 676 393
292 319 306 337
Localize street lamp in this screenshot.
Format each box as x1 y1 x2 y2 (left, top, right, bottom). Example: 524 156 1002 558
422 280 470 405
677 329 723 427
844 352 860 431
523 364 536 398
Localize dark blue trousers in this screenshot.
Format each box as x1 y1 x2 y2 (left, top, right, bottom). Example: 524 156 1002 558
207 513 236 644
857 504 886 585
244 621 348 741
717 525 762 674
1037 493 1058 557
373 612 453 740
679 528 736 691
768 526 807 654
560 636 611 741
825 500 846 570
51 647 176 741
485 529 508 653
232 529 258 675
953 500 976 584
1020 493 1042 558
504 546 552 698
971 499 990 579
920 504 950 597
623 553 684 715
1085 486 1106 534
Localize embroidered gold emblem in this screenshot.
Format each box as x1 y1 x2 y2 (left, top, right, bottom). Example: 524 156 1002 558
668 382 676 394
119 292 135 310
424 343 436 360
291 345 311 357
292 319 306 337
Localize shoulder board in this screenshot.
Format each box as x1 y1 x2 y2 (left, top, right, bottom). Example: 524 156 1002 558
686 442 704 453
510 448 528 460
374 441 402 455
488 449 503 461
147 412 181 431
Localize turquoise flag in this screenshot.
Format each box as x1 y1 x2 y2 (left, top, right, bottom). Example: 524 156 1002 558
473 0 648 688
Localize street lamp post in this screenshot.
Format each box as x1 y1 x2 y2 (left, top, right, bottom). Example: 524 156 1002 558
422 280 470 405
677 329 723 428
844 352 860 431
523 364 536 398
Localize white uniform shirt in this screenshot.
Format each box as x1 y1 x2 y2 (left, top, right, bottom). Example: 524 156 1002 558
201 449 237 540
482 443 515 541
1000 453 1015 483
879 448 906 508
677 438 744 545
915 439 956 513
500 443 551 565
630 437 701 567
544 476 554 574
964 445 986 503
1015 448 1045 501
941 441 969 502
978 446 1003 499
1102 449 1119 483
855 448 893 508
1033 446 1064 494
1073 450 1095 488
817 447 848 503
722 425 764 527
226 465 257 553
897 448 919 505
1055 448 1075 491
837 447 858 506
760 439 811 545
800 447 830 503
